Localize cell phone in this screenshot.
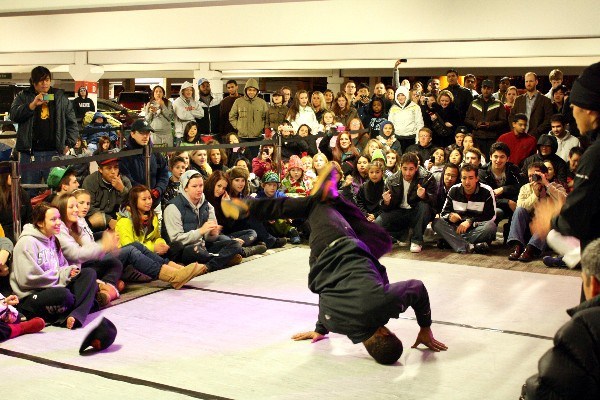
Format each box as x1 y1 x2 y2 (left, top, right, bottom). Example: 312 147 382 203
399 58 408 63
43 93 54 101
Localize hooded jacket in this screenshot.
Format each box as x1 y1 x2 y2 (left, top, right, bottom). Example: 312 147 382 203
10 224 78 299
72 87 95 120
197 89 221 136
387 87 424 139
115 208 166 252
82 111 118 145
172 82 204 137
376 121 402 153
229 79 268 138
10 86 78 154
55 219 105 265
521 134 568 183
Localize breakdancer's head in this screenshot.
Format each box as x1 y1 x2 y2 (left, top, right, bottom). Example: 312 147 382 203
363 326 403 365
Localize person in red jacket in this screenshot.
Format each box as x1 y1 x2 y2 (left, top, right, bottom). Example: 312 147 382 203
497 113 537 167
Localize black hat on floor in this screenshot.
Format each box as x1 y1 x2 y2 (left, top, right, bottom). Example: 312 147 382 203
79 317 117 354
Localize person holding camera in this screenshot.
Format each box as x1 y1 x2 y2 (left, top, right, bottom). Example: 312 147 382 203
10 66 78 189
506 161 566 262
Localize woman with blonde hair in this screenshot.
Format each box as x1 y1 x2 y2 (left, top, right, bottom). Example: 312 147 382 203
311 91 328 122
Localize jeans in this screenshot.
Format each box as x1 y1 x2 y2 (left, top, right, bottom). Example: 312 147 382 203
432 218 497 253
17 268 98 328
375 202 431 245
118 242 167 279
82 255 123 286
507 206 546 251
174 238 242 272
218 229 257 246
19 150 59 194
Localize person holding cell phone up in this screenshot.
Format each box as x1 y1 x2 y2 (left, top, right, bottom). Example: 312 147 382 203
10 66 78 192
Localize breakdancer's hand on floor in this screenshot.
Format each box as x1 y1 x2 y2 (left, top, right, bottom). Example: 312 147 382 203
411 327 448 352
292 331 327 343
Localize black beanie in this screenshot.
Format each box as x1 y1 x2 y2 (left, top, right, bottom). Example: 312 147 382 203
570 61 600 112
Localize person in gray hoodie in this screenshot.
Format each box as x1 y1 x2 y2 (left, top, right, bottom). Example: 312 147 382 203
144 85 174 147
172 81 204 146
10 203 98 330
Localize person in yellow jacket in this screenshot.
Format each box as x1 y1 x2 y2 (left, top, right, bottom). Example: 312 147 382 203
116 185 169 255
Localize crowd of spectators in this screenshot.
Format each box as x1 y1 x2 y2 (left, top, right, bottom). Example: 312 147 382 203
0 63 596 344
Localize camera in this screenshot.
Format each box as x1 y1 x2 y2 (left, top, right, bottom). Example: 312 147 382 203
531 174 541 182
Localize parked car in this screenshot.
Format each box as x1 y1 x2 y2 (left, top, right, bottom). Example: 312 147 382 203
117 91 149 112
97 98 140 130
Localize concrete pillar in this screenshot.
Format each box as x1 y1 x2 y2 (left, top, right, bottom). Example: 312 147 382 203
327 71 345 94
68 53 104 111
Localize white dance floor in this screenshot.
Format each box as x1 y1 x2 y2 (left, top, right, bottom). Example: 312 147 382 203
1 247 581 399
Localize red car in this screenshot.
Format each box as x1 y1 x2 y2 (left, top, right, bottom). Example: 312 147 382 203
116 91 149 112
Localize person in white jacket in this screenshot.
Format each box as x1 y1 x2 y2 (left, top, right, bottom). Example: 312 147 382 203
286 90 320 134
172 81 204 146
387 86 424 153
10 203 98 330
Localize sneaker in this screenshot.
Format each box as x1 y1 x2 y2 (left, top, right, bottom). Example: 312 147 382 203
471 242 489 254
543 255 567 268
270 237 287 249
290 235 301 245
241 244 268 258
410 243 422 253
397 240 409 247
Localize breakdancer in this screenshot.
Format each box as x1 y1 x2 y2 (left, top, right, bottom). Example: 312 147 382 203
222 164 447 364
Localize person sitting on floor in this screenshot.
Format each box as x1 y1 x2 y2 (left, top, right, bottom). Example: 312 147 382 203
432 164 497 254
221 164 447 365
53 193 123 307
376 152 436 253
162 170 244 271
1 292 45 343
507 162 566 262
10 203 98 330
355 162 385 223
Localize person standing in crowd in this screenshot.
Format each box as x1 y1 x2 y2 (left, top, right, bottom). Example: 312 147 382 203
10 66 78 188
144 85 174 147
464 79 508 157
552 85 568 114
509 72 554 139
493 77 511 103
229 78 268 159
266 90 288 135
442 69 473 123
332 92 359 128
219 80 241 137
72 86 95 123
286 90 319 134
281 86 293 107
172 81 204 147
463 74 479 97
344 80 357 105
545 69 564 98
388 86 424 151
196 78 221 139
119 119 169 209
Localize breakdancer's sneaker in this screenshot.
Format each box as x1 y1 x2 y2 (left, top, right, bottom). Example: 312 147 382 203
310 163 339 202
221 198 249 220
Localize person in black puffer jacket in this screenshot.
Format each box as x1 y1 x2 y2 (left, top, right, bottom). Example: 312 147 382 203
521 238 600 400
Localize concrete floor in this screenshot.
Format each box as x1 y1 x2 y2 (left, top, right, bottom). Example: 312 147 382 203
0 248 581 400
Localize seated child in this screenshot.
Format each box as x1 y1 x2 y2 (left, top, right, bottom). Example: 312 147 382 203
355 162 385 222
281 155 308 197
163 155 187 210
82 112 118 153
256 171 301 244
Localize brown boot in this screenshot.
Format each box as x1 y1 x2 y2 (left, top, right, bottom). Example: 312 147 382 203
167 261 184 270
226 254 243 267
158 263 207 290
96 282 120 307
